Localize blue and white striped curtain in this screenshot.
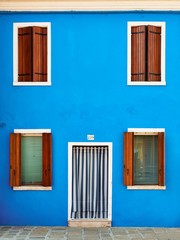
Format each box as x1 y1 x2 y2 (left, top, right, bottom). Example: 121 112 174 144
71 146 109 219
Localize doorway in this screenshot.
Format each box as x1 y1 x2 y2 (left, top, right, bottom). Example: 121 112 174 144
68 142 112 226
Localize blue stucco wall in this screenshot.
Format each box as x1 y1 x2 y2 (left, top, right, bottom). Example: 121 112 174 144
0 11 180 227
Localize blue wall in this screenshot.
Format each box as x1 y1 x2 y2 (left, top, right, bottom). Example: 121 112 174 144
0 11 180 227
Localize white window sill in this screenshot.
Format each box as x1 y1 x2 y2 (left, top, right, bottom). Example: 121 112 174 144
13 82 51 86
13 186 52 191
127 81 166 86
127 185 166 190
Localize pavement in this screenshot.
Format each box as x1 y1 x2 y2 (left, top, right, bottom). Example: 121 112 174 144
0 226 180 240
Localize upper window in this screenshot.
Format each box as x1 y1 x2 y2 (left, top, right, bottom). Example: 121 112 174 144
10 129 52 190
124 128 165 189
127 22 166 85
13 23 51 86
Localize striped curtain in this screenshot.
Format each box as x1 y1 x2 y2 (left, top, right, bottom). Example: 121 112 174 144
71 146 109 219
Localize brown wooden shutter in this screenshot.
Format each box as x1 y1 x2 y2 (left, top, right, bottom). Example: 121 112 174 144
124 132 134 186
18 27 33 82
10 133 21 186
147 25 161 81
131 26 146 81
33 27 47 82
42 133 52 186
158 132 165 186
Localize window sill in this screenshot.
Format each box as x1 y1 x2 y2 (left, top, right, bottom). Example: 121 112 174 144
127 81 166 86
13 82 51 86
13 186 52 191
127 185 166 190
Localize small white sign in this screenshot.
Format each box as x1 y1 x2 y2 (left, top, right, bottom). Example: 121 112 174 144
87 135 94 140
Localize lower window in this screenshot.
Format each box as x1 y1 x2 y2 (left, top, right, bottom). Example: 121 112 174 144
124 129 165 189
10 129 52 189
21 135 42 185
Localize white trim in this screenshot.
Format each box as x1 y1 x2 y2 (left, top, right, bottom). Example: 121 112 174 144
127 22 166 86
128 128 165 133
13 22 51 86
128 81 166 86
14 129 51 133
13 186 52 190
68 142 112 221
13 82 51 86
127 185 166 190
1 1 180 12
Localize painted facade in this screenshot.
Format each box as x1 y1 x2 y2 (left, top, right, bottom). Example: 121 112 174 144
0 7 180 227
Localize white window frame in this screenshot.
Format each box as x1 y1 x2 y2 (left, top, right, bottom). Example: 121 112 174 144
127 128 166 190
68 142 112 221
13 129 52 190
13 22 51 86
127 22 166 86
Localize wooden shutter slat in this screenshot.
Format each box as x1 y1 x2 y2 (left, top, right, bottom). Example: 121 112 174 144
10 133 21 187
33 27 47 82
18 27 33 82
131 26 146 81
147 25 161 81
124 132 134 186
158 132 165 186
42 133 52 186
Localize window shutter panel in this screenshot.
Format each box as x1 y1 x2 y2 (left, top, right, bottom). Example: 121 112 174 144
42 133 52 186
18 27 33 82
158 132 164 186
10 133 21 186
33 27 47 82
131 26 146 81
124 132 134 186
147 25 161 81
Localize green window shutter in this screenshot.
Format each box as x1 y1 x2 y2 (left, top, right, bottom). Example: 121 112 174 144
33 27 48 82
124 132 134 186
131 25 146 81
10 133 21 187
18 27 33 82
21 136 42 185
42 133 52 186
147 25 161 81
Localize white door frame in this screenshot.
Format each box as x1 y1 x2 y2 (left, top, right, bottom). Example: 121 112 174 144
68 142 112 221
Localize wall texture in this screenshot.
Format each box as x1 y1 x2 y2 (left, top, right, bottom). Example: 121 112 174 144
0 11 180 227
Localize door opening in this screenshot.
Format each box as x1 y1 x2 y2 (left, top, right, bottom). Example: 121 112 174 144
68 142 112 226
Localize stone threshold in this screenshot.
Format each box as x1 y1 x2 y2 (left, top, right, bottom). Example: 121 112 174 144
68 219 111 227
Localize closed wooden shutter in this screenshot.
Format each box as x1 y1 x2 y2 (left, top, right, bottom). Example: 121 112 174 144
10 133 21 186
131 26 146 81
42 133 52 186
147 25 161 81
124 132 134 186
158 132 164 186
18 26 47 82
18 27 33 82
33 27 47 82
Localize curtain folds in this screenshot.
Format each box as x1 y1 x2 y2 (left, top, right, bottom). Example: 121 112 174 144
71 146 109 219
